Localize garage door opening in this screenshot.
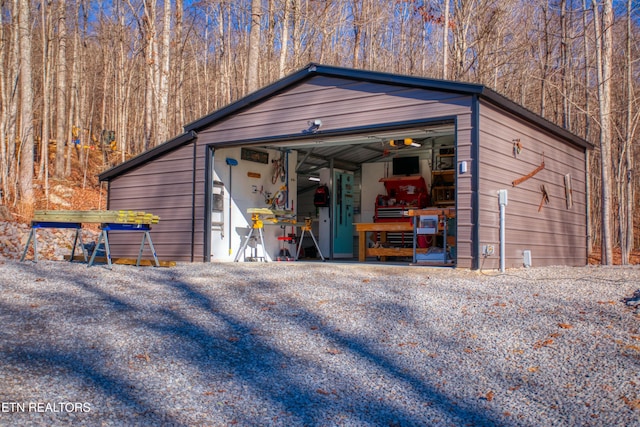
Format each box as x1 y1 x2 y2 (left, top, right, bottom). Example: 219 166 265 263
268 123 456 264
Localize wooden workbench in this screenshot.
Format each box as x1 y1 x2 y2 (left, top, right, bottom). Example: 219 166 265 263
354 208 456 263
354 222 429 262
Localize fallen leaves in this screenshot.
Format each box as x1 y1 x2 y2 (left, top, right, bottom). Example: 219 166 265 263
203 389 225 396
533 339 554 350
623 344 640 352
134 352 151 362
316 388 338 397
558 323 573 329
621 396 640 410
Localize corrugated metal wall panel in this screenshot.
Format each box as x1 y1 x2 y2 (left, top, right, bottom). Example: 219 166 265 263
191 144 208 261
453 111 474 269
477 101 587 269
106 142 196 262
110 159 194 178
199 78 471 140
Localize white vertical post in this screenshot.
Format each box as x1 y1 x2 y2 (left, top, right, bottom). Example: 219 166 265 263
498 189 508 273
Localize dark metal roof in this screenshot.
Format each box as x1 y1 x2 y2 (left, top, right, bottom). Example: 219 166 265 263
100 63 590 182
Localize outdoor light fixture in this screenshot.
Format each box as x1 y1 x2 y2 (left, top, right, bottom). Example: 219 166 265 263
307 119 322 133
308 176 321 182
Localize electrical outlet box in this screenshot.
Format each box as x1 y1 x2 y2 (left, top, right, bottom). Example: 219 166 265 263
483 245 495 256
498 189 508 206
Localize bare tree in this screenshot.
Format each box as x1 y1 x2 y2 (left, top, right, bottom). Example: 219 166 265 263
592 0 614 265
55 0 67 178
157 0 171 143
443 0 450 80
247 0 262 93
278 0 290 78
18 0 34 208
620 0 637 264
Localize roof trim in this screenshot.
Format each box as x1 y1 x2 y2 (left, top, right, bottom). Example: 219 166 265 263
98 131 197 181
102 63 591 181
183 63 486 133
185 63 590 150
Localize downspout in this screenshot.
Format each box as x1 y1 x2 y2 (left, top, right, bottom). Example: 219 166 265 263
585 149 591 263
106 180 111 210
203 145 213 262
191 141 197 262
471 95 481 269
498 189 508 272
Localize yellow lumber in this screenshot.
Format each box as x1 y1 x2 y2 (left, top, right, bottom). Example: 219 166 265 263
34 210 160 224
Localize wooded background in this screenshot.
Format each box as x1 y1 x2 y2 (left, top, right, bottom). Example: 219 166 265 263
0 0 637 264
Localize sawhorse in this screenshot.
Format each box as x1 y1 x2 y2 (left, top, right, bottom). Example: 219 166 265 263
89 223 159 268
20 221 87 263
234 213 267 262
296 217 325 261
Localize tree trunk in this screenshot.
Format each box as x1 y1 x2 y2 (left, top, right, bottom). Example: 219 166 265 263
157 0 171 143
143 0 157 151
292 0 302 69
443 0 450 80
622 0 635 264
582 0 592 256
38 0 51 182
18 0 34 207
174 0 184 131
55 0 67 178
278 0 290 78
0 4 6 204
560 0 569 129
592 0 614 265
247 0 262 93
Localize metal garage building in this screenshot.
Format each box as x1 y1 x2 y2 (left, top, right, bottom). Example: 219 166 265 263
99 63 591 269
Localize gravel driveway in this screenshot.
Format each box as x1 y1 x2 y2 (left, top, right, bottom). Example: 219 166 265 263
0 260 639 426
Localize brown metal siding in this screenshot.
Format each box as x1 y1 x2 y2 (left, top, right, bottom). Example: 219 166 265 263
454 113 474 269
478 101 587 268
197 77 473 142
106 142 196 262
194 75 476 265
191 144 208 261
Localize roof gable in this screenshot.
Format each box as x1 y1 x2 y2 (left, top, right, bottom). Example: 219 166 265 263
100 63 590 182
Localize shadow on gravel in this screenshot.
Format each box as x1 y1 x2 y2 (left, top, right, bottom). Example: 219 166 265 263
145 267 501 426
0 262 189 426
0 262 505 426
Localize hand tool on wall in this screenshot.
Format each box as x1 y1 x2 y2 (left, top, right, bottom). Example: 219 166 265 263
538 184 550 212
512 154 545 187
